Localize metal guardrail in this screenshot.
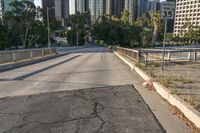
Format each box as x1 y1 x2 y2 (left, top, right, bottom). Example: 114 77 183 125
116 46 139 62
116 46 200 63
0 48 57 64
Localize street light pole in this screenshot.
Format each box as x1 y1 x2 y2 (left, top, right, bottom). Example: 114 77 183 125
76 27 79 46
47 7 50 48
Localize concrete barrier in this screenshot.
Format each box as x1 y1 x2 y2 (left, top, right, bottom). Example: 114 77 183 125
0 53 68 72
0 48 57 64
114 51 200 128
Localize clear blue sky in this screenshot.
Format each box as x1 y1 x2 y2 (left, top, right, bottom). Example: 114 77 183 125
34 0 42 7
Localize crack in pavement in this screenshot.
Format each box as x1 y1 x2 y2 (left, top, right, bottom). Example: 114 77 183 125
92 102 106 133
3 94 106 133
1 86 165 133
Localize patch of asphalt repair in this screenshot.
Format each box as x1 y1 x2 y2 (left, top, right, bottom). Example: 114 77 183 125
0 85 165 133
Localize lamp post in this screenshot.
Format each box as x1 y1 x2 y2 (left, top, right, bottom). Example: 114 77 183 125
47 7 55 48
76 26 79 46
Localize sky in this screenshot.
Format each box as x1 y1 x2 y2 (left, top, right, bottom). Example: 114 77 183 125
34 0 42 7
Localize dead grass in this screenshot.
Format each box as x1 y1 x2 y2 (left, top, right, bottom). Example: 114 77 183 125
169 105 200 133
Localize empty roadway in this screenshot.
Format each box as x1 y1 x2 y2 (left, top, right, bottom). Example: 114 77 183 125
0 47 191 132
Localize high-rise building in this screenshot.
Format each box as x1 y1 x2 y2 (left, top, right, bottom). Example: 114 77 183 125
105 0 111 15
62 0 69 23
148 0 160 12
0 0 3 19
69 0 75 14
89 0 104 23
111 0 123 17
55 0 62 20
42 0 69 25
173 0 200 36
136 0 148 18
124 0 136 22
42 0 56 21
76 0 86 13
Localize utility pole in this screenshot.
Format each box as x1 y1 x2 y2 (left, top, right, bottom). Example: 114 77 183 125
47 7 50 48
47 7 55 48
76 25 79 46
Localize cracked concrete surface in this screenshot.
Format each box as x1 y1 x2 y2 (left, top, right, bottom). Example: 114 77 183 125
0 85 164 133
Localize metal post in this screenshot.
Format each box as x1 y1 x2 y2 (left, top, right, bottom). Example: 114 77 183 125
161 19 168 70
47 7 51 48
76 27 79 46
12 52 16 62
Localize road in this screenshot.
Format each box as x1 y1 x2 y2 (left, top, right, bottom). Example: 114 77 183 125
0 47 190 132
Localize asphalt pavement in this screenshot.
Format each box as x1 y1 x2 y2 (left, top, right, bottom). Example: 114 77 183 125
0 85 165 133
0 47 191 133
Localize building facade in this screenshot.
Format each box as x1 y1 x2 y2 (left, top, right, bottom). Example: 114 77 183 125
55 0 62 20
42 0 153 24
174 0 200 36
148 0 160 11
105 0 111 15
76 0 86 13
0 0 3 19
89 0 104 23
124 0 136 22
136 0 148 18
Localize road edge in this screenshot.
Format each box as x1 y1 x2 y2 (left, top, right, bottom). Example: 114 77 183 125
114 51 200 129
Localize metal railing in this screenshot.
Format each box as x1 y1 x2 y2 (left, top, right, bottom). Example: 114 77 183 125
116 46 140 62
0 48 57 64
116 46 200 63
141 49 200 62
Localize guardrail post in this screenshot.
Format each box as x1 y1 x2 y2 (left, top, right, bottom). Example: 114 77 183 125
30 51 33 59
50 49 52 55
42 49 44 57
167 52 171 62
193 52 197 61
145 53 148 62
188 52 192 61
137 50 140 62
12 52 16 62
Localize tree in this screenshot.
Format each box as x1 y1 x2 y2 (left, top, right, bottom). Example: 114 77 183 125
0 19 7 50
67 12 90 45
149 11 161 47
1 1 57 49
9 1 37 48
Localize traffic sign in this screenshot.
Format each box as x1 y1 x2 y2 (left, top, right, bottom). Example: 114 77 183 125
161 2 175 19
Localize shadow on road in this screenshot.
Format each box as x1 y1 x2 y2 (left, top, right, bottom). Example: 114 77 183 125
12 55 81 80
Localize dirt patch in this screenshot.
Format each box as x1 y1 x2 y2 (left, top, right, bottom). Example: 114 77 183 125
137 62 200 111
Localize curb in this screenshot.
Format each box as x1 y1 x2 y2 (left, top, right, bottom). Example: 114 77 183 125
0 53 68 72
114 51 200 128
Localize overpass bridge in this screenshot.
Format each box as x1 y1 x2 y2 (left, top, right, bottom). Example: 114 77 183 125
0 47 191 133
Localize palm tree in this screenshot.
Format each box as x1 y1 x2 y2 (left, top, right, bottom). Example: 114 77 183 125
149 11 161 47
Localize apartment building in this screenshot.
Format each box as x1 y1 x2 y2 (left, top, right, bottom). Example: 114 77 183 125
174 0 200 36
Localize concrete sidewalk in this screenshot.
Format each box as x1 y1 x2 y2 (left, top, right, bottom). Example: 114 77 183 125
114 52 191 133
